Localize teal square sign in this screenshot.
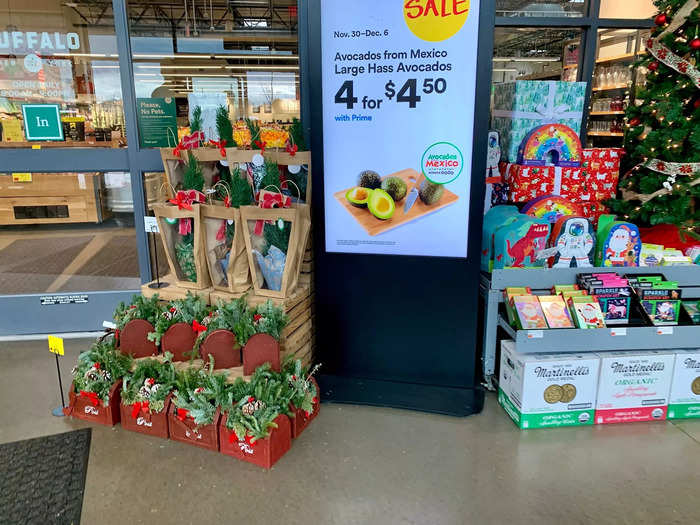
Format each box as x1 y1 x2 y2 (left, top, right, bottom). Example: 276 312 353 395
21 104 64 141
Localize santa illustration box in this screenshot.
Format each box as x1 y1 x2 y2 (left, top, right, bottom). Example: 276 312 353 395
493 215 551 269
595 216 641 267
595 351 675 424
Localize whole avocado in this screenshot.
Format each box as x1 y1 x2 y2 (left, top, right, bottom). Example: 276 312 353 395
358 170 382 190
381 176 407 202
419 180 444 205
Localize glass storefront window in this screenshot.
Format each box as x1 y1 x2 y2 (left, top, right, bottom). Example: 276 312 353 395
586 29 649 146
492 28 582 84
127 0 299 148
0 1 126 148
496 0 587 18
599 0 657 19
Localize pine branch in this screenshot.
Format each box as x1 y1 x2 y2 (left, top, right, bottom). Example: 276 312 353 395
190 106 202 133
216 105 236 147
183 151 204 192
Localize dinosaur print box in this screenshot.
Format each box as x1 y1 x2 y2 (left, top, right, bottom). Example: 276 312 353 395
493 216 551 269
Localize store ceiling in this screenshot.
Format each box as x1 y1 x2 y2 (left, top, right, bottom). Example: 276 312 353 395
493 27 580 60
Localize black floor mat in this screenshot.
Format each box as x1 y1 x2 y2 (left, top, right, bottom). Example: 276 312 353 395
0 429 91 525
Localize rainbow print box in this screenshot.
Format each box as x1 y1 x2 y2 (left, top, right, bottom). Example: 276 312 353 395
491 81 587 163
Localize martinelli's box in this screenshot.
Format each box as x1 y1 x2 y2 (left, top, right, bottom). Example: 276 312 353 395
668 350 700 420
498 340 599 429
595 351 675 424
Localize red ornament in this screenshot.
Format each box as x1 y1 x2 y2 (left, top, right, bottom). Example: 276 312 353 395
694 98 700 109
654 13 668 26
691 37 700 50
629 117 641 127
648 61 659 71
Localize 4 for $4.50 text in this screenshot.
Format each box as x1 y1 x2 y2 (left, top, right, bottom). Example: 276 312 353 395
334 78 447 110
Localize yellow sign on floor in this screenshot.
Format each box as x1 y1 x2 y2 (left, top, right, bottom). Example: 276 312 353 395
48 335 64 356
12 173 32 183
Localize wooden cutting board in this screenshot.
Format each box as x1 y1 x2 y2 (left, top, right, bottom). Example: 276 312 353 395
333 168 459 236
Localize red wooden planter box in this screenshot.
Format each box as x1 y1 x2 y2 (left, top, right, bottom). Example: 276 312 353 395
118 319 158 358
290 378 320 439
242 333 280 375
219 413 291 469
65 380 122 426
168 404 221 452
119 394 172 439
199 329 241 369
162 322 197 361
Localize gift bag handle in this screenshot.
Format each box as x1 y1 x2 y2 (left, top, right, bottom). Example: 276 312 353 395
159 181 177 200
208 181 231 205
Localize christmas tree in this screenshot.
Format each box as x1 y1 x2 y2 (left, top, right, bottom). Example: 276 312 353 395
608 0 700 229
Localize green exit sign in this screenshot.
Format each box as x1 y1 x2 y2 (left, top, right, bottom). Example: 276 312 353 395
21 104 64 141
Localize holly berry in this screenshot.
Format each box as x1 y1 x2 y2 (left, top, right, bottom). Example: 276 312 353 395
655 13 668 26
629 117 641 127
648 61 659 71
691 37 700 50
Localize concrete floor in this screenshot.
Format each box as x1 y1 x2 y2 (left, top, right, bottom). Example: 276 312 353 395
2 339 700 525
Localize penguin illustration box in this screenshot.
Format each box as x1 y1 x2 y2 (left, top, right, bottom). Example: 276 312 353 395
595 215 641 267
481 205 520 271
493 215 551 269
548 216 595 268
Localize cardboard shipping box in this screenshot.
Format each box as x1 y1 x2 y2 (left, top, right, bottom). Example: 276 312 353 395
668 350 700 420
498 340 599 429
595 351 675 424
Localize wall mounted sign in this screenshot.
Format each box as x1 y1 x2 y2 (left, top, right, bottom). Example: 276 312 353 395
136 97 177 148
321 0 479 258
21 103 64 141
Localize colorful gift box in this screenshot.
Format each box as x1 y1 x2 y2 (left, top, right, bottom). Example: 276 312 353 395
492 81 587 163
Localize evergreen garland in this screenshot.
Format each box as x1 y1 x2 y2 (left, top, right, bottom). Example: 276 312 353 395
71 341 132 405
114 294 162 331
148 292 210 345
199 297 255 347
216 105 235 147
183 151 204 192
246 118 262 147
121 354 177 414
259 158 281 191
175 232 197 282
288 117 306 150
190 106 203 133
282 358 319 415
262 221 291 255
252 300 289 341
172 358 230 426
230 166 254 208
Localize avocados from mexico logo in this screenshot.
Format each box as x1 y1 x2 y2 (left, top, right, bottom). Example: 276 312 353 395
403 0 470 42
421 142 463 184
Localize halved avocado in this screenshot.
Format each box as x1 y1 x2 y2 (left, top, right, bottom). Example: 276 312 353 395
368 189 395 220
346 186 371 208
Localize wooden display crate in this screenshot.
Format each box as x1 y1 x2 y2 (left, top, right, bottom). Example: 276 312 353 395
141 274 212 303
0 172 110 225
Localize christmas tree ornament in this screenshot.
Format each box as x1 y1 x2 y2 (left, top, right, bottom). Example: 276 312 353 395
691 37 700 49
694 98 700 108
648 61 659 71
629 117 642 127
655 13 668 26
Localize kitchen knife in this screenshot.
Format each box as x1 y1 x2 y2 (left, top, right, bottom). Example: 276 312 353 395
404 186 419 213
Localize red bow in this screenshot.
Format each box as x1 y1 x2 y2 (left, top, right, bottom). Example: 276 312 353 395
254 140 267 154
172 143 186 158
254 191 291 235
169 192 193 211
131 401 150 419
285 143 298 156
224 196 232 208
253 314 262 323
114 329 120 342
192 320 207 335
176 408 190 421
80 391 99 407
245 434 256 447
209 139 227 158
215 220 227 241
